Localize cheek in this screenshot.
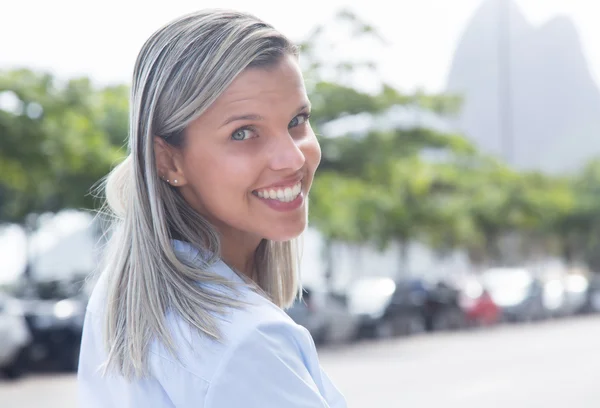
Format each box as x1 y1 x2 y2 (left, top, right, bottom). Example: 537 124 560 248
184 150 254 196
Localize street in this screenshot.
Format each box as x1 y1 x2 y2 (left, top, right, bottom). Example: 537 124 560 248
2 315 599 407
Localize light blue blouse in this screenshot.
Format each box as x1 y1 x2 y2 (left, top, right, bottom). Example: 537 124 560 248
77 240 347 407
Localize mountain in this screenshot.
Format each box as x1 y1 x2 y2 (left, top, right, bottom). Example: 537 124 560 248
446 0 600 173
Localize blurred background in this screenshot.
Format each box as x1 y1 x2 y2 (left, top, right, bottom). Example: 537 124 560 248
1 0 600 406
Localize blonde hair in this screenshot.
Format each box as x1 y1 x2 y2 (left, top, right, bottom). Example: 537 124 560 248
99 9 301 379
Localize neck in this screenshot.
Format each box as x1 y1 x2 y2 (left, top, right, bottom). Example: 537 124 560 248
219 233 262 280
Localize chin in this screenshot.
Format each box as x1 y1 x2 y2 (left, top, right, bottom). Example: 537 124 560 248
261 220 307 242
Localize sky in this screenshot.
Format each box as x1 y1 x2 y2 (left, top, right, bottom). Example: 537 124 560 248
1 0 599 281
0 0 598 93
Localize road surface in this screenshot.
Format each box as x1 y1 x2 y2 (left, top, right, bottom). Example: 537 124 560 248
2 315 599 407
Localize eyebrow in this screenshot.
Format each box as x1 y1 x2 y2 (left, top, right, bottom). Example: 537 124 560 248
220 114 264 128
219 103 311 128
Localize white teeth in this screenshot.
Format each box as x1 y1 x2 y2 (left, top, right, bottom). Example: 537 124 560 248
284 187 293 201
255 182 302 203
292 183 301 196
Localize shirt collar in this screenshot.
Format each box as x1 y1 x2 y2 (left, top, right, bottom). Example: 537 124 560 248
171 239 246 285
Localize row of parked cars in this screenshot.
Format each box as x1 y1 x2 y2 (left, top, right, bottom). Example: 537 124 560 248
0 278 87 379
2 266 599 379
287 268 600 345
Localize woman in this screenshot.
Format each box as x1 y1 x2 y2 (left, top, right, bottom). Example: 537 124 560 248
77 9 347 408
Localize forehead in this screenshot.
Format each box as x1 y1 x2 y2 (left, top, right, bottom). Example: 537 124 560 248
208 55 308 115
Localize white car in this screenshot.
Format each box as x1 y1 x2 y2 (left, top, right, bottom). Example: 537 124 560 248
0 292 31 379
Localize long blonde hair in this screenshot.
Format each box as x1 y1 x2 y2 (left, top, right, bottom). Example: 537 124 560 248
99 9 302 379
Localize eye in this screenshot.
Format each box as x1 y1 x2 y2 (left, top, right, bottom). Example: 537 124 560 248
231 127 256 141
288 113 310 129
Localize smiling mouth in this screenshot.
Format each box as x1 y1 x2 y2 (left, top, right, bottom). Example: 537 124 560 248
252 181 302 203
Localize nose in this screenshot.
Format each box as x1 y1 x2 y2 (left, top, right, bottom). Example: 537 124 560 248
268 132 306 172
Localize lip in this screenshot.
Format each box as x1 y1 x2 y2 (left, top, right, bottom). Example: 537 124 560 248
254 191 304 212
253 175 303 192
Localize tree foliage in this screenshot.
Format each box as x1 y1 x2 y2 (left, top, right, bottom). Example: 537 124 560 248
0 69 124 222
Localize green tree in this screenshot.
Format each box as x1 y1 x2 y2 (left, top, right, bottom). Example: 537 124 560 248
0 69 124 222
552 159 600 271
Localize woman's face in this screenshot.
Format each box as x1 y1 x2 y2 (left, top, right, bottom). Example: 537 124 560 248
158 54 321 246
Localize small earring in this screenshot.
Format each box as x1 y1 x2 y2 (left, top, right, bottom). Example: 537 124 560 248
165 179 170 183
173 179 178 185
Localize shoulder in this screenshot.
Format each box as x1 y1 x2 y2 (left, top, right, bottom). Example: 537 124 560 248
201 296 348 408
85 265 311 373
153 284 314 383
81 273 314 404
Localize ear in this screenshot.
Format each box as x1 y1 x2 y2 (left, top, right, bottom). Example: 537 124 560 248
154 136 188 187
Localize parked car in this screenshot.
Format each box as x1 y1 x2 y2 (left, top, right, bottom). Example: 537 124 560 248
481 268 547 323
455 277 501 327
9 278 87 372
581 274 600 314
0 292 31 379
542 277 569 318
347 277 467 340
564 274 594 315
421 280 468 332
286 286 357 345
543 274 591 318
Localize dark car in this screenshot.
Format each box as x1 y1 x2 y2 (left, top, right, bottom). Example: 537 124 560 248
347 277 466 340
581 274 600 314
421 280 468 332
9 277 87 372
